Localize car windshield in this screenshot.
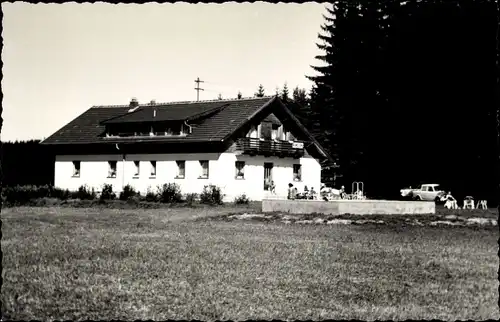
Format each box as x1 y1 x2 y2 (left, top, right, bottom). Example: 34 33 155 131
434 185 441 191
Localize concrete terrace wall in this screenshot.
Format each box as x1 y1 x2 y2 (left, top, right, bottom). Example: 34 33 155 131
262 199 436 215
54 152 322 202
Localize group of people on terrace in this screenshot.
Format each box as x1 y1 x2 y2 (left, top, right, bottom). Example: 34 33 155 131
287 183 318 200
319 184 365 201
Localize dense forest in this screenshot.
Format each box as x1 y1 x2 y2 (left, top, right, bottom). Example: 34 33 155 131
277 0 497 203
1 140 55 187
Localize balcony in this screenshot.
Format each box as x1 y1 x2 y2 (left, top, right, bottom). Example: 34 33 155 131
235 138 305 158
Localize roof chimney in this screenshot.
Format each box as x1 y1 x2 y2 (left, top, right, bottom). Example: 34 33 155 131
129 97 139 108
128 97 140 112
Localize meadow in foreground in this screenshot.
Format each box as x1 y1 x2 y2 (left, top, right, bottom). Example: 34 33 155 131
2 206 499 321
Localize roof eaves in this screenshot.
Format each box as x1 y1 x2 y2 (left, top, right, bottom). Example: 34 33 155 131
276 98 332 161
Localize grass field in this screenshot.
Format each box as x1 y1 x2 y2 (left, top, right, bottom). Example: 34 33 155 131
2 206 499 321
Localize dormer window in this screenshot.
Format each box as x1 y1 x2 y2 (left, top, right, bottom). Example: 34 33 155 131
164 123 188 136
171 125 181 136
104 121 189 138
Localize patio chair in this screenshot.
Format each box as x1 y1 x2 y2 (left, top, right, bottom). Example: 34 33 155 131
463 196 474 210
476 200 487 209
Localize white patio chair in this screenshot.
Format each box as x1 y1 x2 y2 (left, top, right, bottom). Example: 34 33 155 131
463 196 474 210
476 200 487 209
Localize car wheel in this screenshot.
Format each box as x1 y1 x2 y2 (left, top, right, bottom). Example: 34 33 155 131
414 195 422 201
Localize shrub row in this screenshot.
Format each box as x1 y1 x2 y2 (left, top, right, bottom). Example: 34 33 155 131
2 184 250 207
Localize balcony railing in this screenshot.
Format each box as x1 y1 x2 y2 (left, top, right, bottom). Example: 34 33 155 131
235 138 305 158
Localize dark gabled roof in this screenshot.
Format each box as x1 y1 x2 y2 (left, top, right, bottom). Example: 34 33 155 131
101 102 229 124
41 97 274 145
41 106 131 145
40 95 333 161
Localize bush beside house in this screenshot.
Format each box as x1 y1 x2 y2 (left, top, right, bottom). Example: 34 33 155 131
1 183 232 208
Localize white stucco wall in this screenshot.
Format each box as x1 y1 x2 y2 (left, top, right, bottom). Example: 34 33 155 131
54 152 322 202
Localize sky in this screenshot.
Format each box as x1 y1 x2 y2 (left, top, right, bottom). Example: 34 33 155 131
2 2 327 142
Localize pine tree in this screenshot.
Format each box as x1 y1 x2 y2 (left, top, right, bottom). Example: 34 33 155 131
307 2 349 168
280 83 290 103
254 84 265 97
237 91 243 99
292 86 307 107
217 93 223 100
289 86 311 130
307 2 391 184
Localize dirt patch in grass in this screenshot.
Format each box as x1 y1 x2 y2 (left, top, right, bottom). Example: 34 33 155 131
2 206 499 320
211 207 498 228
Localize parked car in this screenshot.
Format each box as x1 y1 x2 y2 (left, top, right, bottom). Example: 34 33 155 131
400 184 446 201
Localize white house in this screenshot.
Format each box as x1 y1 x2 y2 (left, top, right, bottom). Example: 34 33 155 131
41 96 332 202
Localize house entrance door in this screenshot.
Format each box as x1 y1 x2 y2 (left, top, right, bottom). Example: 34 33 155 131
264 162 273 191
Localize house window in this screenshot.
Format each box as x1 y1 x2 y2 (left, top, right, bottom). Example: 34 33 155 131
176 160 185 179
108 161 117 178
150 161 157 177
199 160 209 179
293 164 302 181
133 161 140 177
72 161 80 177
235 161 245 179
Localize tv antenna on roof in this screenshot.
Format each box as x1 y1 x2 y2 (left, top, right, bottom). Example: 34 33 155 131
194 77 205 101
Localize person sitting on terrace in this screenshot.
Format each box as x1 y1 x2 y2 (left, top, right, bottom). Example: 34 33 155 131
309 187 317 200
340 186 346 199
298 186 308 200
443 191 458 209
